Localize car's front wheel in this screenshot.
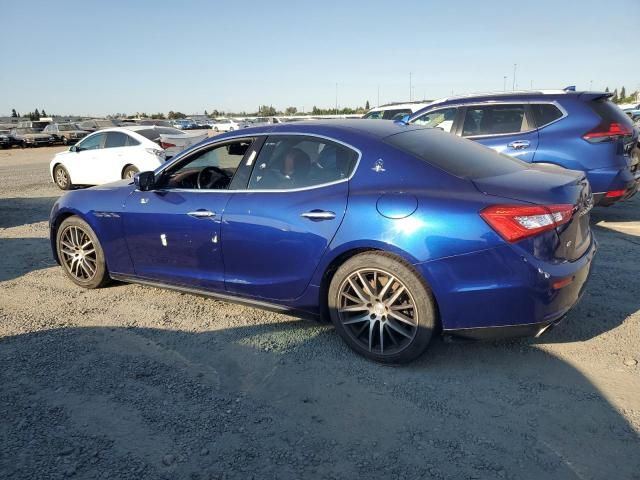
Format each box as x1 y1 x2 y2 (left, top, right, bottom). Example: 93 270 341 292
56 216 110 289
53 164 73 190
328 252 436 363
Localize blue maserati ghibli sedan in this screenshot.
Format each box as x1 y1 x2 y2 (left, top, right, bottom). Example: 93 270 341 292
49 120 597 363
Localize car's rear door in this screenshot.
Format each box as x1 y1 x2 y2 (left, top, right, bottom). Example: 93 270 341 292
221 134 359 301
457 103 539 162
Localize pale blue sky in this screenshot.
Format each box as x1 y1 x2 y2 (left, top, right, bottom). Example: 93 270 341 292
3 0 638 116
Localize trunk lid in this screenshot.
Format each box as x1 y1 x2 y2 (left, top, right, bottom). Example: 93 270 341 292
473 166 593 261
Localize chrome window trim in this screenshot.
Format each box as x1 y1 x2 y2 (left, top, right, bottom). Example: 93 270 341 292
151 131 362 194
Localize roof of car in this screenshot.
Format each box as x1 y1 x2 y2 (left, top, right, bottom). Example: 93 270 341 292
216 119 426 140
424 89 612 107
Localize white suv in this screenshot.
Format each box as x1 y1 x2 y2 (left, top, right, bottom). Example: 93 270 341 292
363 102 432 120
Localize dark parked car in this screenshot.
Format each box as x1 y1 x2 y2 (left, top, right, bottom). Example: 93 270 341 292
408 90 639 206
43 123 89 145
76 119 119 132
50 120 596 363
0 129 23 148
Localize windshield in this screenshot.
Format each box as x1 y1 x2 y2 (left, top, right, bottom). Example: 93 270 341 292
58 124 75 131
154 127 184 135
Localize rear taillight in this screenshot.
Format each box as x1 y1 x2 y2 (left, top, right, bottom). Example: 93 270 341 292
480 204 574 243
605 189 626 198
582 122 633 143
160 141 176 149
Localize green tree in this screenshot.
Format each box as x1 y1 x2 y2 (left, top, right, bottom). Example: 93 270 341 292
41 109 47 117
33 108 40 120
605 86 609 93
285 106 297 115
11 109 18 117
612 88 618 103
167 111 186 119
258 105 277 116
151 112 166 119
365 100 370 110
204 109 208 116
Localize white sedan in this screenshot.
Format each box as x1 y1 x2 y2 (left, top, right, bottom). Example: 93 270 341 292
50 128 167 190
212 118 240 132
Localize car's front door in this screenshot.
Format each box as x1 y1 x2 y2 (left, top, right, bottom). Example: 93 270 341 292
121 137 258 290
221 134 359 301
64 132 108 184
458 103 539 162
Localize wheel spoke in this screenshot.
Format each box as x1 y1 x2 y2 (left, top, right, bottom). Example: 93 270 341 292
83 248 95 256
347 278 369 303
390 303 414 312
386 318 412 338
385 285 406 307
368 320 375 352
379 320 384 353
342 314 369 325
388 310 417 327
61 240 74 249
378 275 396 300
338 304 369 313
356 271 376 298
340 291 361 304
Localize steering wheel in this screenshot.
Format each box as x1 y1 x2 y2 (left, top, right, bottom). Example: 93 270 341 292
197 166 228 189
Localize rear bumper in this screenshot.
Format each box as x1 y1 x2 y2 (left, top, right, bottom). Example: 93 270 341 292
589 164 639 205
416 236 597 333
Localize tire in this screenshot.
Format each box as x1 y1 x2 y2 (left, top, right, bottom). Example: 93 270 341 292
62 136 69 145
214 127 219 132
53 164 73 190
122 165 139 179
56 216 110 289
328 252 436 363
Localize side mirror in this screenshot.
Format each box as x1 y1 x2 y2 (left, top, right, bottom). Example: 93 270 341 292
69 145 78 152
134 171 156 191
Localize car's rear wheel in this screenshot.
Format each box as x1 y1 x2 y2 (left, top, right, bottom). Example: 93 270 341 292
53 164 73 190
56 216 110 289
62 136 69 145
328 252 436 363
122 165 139 179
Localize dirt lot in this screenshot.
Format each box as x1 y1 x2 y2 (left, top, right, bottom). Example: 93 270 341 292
1 146 639 480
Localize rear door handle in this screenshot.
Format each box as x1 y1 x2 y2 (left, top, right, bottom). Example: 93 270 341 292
187 209 215 219
301 210 336 221
507 140 530 150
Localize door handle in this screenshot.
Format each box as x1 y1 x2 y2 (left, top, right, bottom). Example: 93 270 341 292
301 210 336 221
187 209 215 219
507 140 530 150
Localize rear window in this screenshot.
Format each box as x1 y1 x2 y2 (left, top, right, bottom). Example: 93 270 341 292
135 129 160 141
589 99 634 127
531 103 563 128
384 129 528 179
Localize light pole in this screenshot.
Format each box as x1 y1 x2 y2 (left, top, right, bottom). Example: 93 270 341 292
335 83 338 115
512 64 517 91
589 80 593 90
377 85 380 107
409 72 412 101
503 76 507 91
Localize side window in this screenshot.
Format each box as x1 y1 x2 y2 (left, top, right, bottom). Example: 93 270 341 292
462 104 528 137
531 103 563 128
412 108 457 132
363 111 384 119
383 109 411 120
104 132 129 148
126 135 141 146
248 136 358 190
160 139 253 190
77 133 105 151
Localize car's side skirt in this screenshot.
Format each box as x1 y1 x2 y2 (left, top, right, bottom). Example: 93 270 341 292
109 273 320 321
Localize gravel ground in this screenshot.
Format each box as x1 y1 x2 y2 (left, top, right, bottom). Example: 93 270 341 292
1 146 639 480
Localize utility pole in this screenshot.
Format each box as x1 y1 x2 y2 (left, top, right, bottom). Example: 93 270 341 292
512 64 517 91
589 80 593 90
335 83 338 115
377 85 380 107
409 72 412 101
503 76 507 91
